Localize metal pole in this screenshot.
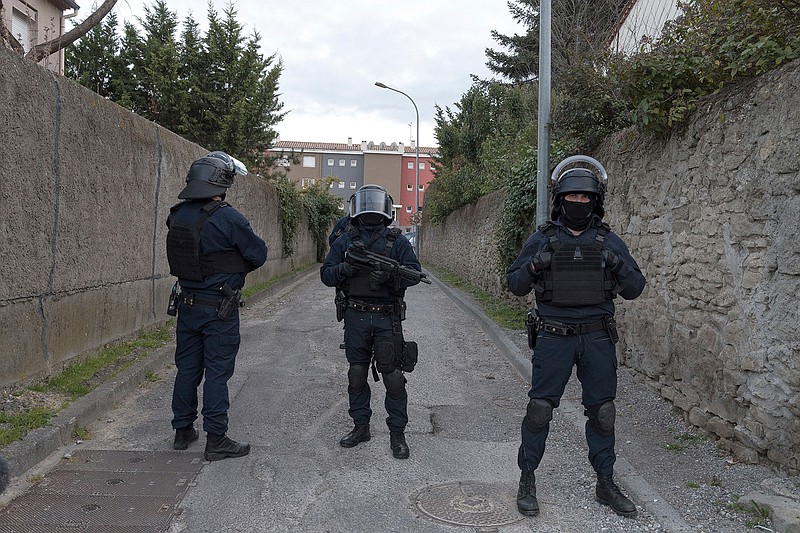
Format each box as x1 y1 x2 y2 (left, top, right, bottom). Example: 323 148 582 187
536 0 552 226
375 82 420 256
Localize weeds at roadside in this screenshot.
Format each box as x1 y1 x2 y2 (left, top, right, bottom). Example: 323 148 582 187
665 430 706 451
73 426 91 441
423 264 526 330
0 323 173 447
726 499 772 529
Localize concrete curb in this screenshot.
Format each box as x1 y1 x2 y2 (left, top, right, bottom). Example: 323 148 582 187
3 343 175 479
1 265 321 482
428 272 694 533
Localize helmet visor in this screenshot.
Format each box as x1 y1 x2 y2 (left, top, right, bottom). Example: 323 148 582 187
350 188 392 219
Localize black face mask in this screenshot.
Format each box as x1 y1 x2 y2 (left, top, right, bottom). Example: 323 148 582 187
560 199 594 231
356 213 385 227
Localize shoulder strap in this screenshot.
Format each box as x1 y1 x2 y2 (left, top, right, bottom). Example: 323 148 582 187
539 221 561 251
348 224 364 248
195 200 226 231
384 227 402 257
594 221 610 249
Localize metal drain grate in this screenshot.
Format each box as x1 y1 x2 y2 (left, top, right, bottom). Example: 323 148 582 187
414 481 524 527
0 450 204 533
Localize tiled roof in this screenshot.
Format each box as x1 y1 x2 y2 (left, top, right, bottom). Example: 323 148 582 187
273 140 438 155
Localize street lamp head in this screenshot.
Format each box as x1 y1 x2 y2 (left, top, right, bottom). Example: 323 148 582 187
375 82 388 88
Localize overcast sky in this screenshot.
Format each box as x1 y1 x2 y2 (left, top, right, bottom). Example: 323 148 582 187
110 1 524 148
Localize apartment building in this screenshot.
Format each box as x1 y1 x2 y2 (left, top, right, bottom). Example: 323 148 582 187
606 0 681 55
2 0 80 74
271 138 437 232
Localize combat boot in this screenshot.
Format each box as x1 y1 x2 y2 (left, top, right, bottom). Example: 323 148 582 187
389 431 409 459
596 473 637 518
339 424 371 448
173 426 199 450
516 470 539 516
204 433 250 461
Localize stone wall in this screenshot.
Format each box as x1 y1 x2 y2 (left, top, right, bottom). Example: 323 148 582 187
419 190 510 296
0 47 316 388
421 59 800 472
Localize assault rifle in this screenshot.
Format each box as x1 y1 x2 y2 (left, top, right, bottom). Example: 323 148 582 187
345 245 431 285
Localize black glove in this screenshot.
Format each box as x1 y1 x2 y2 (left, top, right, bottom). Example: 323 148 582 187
602 248 623 273
338 262 358 278
529 250 552 273
369 270 391 285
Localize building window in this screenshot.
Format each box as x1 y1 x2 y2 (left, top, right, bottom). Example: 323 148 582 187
339 159 346 167
302 156 315 168
327 158 334 166
418 184 424 191
350 159 358 167
419 162 426 170
11 7 37 53
278 157 290 167
406 184 413 191
349 181 357 189
301 178 315 188
407 162 413 169
329 181 335 189
405 206 412 213
338 181 345 188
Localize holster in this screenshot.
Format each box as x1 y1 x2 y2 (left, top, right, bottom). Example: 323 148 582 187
374 338 398 374
525 310 540 349
374 335 418 373
218 283 242 321
334 290 346 322
603 316 619 344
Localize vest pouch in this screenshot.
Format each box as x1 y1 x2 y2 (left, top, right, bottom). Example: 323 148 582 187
401 341 418 372
374 340 396 373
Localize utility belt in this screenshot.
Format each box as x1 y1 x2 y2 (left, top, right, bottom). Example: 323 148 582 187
526 312 618 348
176 283 242 320
346 298 405 318
180 293 223 308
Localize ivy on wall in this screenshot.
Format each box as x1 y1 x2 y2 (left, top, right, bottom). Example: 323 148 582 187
269 176 342 260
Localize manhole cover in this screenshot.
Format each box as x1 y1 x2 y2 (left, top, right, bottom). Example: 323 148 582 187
414 481 524 527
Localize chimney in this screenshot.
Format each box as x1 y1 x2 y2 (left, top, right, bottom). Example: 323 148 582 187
411 140 416 149
347 137 353 146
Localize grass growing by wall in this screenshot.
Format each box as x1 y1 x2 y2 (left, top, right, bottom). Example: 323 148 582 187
425 263 526 330
0 323 173 447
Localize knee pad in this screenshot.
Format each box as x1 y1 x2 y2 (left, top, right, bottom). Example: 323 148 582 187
586 400 616 437
347 364 369 393
523 399 553 433
382 370 407 400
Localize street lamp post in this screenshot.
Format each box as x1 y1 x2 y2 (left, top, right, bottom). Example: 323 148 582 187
375 81 419 256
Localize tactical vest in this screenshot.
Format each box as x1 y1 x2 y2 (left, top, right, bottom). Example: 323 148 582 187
533 221 617 306
166 200 250 281
344 226 401 299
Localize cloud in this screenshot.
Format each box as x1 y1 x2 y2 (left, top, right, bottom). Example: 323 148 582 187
113 0 523 146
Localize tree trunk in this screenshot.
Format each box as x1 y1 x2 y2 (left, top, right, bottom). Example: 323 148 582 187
26 0 118 63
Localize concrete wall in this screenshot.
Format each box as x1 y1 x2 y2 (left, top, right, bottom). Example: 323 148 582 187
0 46 316 388
421 59 800 473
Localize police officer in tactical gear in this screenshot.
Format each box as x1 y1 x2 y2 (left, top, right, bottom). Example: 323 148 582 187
507 163 646 518
166 151 267 461
320 184 422 459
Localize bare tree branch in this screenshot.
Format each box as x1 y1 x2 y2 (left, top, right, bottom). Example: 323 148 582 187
0 0 25 54
26 0 118 63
